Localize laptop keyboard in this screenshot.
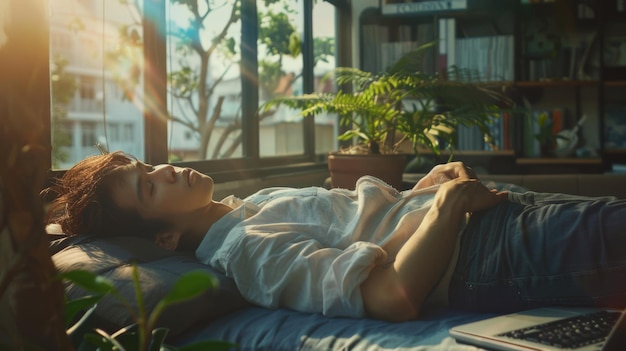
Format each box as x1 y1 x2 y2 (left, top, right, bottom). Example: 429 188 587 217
498 310 621 349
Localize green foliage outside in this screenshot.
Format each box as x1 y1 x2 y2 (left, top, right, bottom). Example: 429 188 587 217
50 55 76 168
104 0 335 160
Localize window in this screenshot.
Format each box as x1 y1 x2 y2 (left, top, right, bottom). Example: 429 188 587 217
312 0 338 154
257 2 306 157
80 121 97 147
50 0 341 177
122 123 134 143
165 0 246 161
50 0 145 168
79 75 95 100
107 123 120 142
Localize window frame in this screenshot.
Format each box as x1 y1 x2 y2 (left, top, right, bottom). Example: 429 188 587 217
47 0 351 182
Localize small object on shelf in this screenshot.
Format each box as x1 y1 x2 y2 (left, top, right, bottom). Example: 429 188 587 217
555 115 587 158
612 163 626 173
574 147 598 158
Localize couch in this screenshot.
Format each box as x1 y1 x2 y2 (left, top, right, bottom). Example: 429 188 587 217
50 173 626 350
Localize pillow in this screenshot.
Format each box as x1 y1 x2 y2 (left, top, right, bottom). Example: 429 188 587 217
50 234 250 340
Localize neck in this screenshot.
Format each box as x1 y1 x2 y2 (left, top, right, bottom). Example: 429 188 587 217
176 200 233 252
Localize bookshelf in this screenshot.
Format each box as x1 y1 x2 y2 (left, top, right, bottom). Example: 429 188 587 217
358 0 626 174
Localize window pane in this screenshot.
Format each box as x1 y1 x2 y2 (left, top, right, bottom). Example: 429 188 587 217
258 1 338 157
49 0 145 169
50 0 337 168
312 0 338 154
165 0 243 162
258 1 305 157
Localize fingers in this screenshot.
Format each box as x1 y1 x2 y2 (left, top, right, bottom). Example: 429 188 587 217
414 162 479 191
437 178 507 214
468 183 509 212
455 163 476 180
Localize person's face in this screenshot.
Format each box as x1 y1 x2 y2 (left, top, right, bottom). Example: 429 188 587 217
110 161 216 228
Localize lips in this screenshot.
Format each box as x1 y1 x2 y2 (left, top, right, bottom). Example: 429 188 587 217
183 168 192 187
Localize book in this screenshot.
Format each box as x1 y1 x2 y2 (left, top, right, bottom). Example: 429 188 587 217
455 35 514 81
502 111 511 150
437 17 448 73
604 104 626 150
457 123 485 151
484 113 503 151
437 17 456 76
524 110 550 158
361 24 389 73
416 22 435 75
551 107 563 135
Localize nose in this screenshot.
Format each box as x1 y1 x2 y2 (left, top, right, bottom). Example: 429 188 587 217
153 164 177 183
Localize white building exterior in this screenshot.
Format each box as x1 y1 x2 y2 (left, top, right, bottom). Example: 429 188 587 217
50 0 337 167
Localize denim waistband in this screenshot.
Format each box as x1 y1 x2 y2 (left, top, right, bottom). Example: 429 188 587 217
449 192 626 313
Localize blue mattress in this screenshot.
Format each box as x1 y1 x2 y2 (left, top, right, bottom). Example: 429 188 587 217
50 229 499 350
177 306 496 350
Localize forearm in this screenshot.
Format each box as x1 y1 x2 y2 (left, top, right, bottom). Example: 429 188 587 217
361 178 507 322
361 200 465 321
393 198 466 311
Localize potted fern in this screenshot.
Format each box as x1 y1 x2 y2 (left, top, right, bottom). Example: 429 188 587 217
262 44 511 189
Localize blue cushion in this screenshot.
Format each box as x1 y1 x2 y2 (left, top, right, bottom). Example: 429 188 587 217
51 235 249 340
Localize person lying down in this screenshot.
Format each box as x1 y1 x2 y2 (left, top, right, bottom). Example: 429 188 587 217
43 151 626 322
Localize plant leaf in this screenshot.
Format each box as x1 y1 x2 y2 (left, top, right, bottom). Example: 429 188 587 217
65 295 103 327
148 328 169 351
94 328 127 351
60 269 116 295
161 270 218 305
67 302 99 348
78 330 120 351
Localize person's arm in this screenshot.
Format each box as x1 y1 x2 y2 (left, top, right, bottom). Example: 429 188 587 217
361 178 508 322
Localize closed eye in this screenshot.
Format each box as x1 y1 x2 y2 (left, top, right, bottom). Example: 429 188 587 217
136 162 155 202
145 164 155 197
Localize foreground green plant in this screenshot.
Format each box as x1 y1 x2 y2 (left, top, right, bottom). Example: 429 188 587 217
61 265 236 351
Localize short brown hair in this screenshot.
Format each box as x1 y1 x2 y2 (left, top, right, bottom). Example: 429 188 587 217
43 151 168 239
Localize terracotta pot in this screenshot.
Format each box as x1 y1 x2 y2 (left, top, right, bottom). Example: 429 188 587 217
327 152 407 190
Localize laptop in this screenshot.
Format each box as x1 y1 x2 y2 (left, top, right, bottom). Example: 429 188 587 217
449 307 626 351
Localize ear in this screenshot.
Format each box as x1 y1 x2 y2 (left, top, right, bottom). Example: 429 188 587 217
155 232 182 251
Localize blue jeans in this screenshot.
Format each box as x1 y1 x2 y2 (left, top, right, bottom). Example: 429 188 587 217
448 191 626 313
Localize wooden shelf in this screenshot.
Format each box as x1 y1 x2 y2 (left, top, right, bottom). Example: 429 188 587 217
515 80 600 88
516 157 602 165
604 81 626 87
604 149 626 164
605 149 626 154
361 2 625 175
417 149 515 156
515 157 605 174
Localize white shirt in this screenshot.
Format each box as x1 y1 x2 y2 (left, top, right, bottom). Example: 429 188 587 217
195 176 444 318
